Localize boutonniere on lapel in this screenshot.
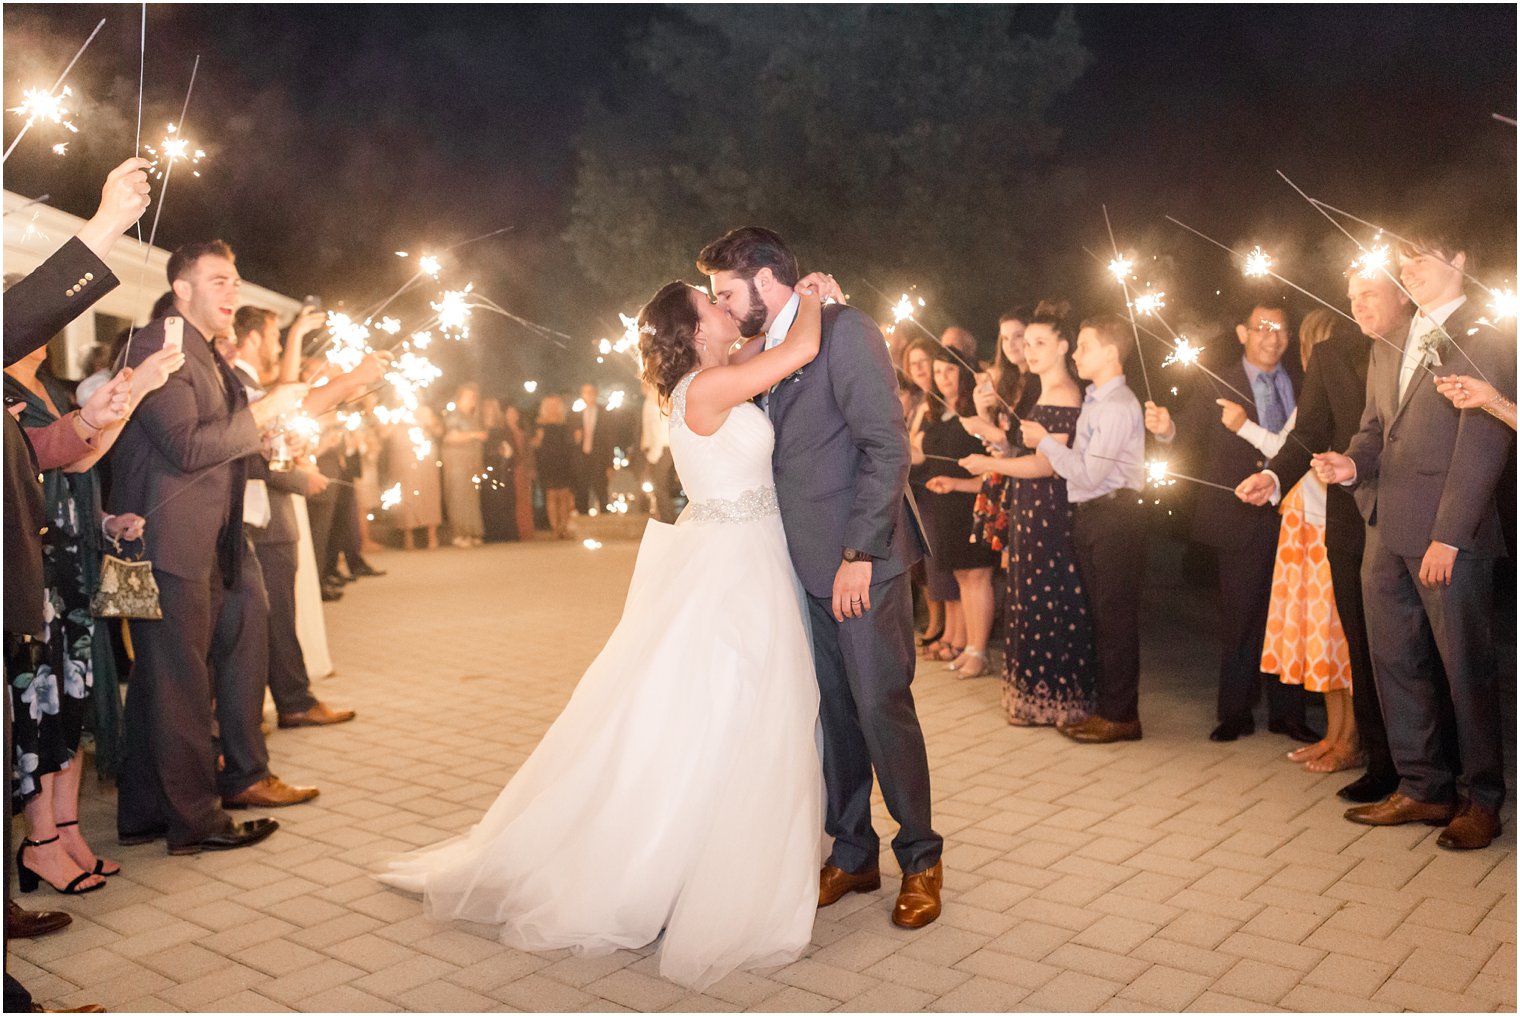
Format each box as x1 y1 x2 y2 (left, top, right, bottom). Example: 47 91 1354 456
1416 326 1452 368
769 366 805 396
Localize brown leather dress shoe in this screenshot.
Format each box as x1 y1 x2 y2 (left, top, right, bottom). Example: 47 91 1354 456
223 775 319 809
1060 715 1142 744
7 900 71 939
31 1005 106 1013
892 861 943 929
278 701 356 728
1344 791 1457 827
1438 801 1503 850
818 863 881 907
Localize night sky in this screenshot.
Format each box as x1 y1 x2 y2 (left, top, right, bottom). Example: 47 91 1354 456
4 4 1515 393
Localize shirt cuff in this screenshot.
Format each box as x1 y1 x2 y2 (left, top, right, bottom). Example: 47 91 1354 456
1264 470 1282 505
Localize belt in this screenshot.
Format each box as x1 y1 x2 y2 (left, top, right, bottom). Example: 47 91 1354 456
1073 489 1142 510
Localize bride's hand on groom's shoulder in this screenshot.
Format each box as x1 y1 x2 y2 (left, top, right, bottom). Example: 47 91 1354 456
796 272 845 305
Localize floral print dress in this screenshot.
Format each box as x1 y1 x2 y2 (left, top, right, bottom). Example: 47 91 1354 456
1000 404 1097 726
5 371 122 804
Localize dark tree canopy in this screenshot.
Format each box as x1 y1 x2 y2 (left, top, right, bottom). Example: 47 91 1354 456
568 6 1091 345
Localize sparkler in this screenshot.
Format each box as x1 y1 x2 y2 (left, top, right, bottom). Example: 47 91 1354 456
1132 291 1166 316
582 539 603 551
1101 205 1155 401
862 279 1022 423
1165 214 1423 370
1351 241 1391 280
432 286 474 339
1275 171 1494 385
143 122 205 179
1161 337 1200 369
50 142 67 157
2 17 105 163
9 87 80 145
142 56 201 257
604 390 626 411
1487 287 1518 322
523 380 539 394
1242 246 1273 278
380 483 402 511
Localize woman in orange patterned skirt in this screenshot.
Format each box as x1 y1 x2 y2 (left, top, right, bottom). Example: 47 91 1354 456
1254 311 1357 773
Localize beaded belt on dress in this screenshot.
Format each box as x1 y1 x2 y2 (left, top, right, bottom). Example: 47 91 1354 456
677 484 780 525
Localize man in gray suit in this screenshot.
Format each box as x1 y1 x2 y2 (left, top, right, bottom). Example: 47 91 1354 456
110 241 311 853
1315 231 1515 850
698 227 943 928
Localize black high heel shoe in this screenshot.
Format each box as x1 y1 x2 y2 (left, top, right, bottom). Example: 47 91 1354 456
56 820 121 876
16 835 105 895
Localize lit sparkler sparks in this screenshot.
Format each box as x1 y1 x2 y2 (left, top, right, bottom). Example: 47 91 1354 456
10 86 79 135
376 316 401 335
1352 242 1391 280
1487 287 1518 322
144 122 205 179
582 539 603 551
572 398 587 413
604 390 625 411
1132 291 1166 316
523 380 538 394
324 311 373 372
417 255 441 280
1145 460 1174 487
1162 337 1202 368
890 293 927 326
380 483 402 510
1242 246 1273 278
432 285 473 339
1107 256 1134 283
50 142 68 157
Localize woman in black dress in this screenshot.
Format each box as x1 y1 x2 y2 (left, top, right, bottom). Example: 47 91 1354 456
478 398 519 542
533 395 578 539
921 349 998 677
958 302 1096 726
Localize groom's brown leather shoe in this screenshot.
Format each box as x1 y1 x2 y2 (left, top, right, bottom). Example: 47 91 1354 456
1344 792 1457 827
818 863 881 907
892 861 943 929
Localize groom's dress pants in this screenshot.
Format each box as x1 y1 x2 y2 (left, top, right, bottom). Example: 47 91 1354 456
807 570 942 876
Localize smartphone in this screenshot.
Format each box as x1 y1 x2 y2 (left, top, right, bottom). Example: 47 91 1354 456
162 316 184 353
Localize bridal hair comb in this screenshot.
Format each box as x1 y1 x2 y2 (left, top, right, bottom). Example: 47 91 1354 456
640 323 657 336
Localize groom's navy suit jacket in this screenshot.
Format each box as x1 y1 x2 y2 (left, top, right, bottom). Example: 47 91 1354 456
768 303 927 599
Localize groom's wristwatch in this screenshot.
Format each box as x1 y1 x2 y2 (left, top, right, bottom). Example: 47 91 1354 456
842 547 873 564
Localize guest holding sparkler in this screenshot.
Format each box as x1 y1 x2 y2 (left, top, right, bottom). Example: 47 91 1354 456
903 337 954 656
1021 314 1147 743
535 395 578 539
1313 231 1515 849
479 398 519 542
962 306 1037 560
442 382 487 547
1146 302 1316 745
504 403 537 539
387 405 443 550
229 309 356 731
1239 272 1411 801
1247 310 1360 772
922 350 998 677
1436 375 1517 430
960 301 1095 726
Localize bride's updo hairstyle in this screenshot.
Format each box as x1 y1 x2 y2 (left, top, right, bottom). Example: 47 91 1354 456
638 281 702 402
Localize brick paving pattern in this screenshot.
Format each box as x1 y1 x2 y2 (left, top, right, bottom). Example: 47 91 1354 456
11 537 1515 1012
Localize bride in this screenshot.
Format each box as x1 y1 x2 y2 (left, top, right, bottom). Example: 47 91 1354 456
381 273 842 990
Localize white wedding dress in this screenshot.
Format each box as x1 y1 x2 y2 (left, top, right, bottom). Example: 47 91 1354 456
381 370 823 990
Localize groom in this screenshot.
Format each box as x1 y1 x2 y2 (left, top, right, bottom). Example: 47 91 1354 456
698 227 943 928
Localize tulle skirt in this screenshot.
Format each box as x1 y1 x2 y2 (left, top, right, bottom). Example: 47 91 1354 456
380 514 823 989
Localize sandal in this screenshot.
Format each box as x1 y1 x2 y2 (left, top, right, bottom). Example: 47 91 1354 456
1285 740 1330 764
16 836 105 895
57 820 121 877
1304 746 1367 774
916 627 945 649
933 643 963 662
949 648 988 678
